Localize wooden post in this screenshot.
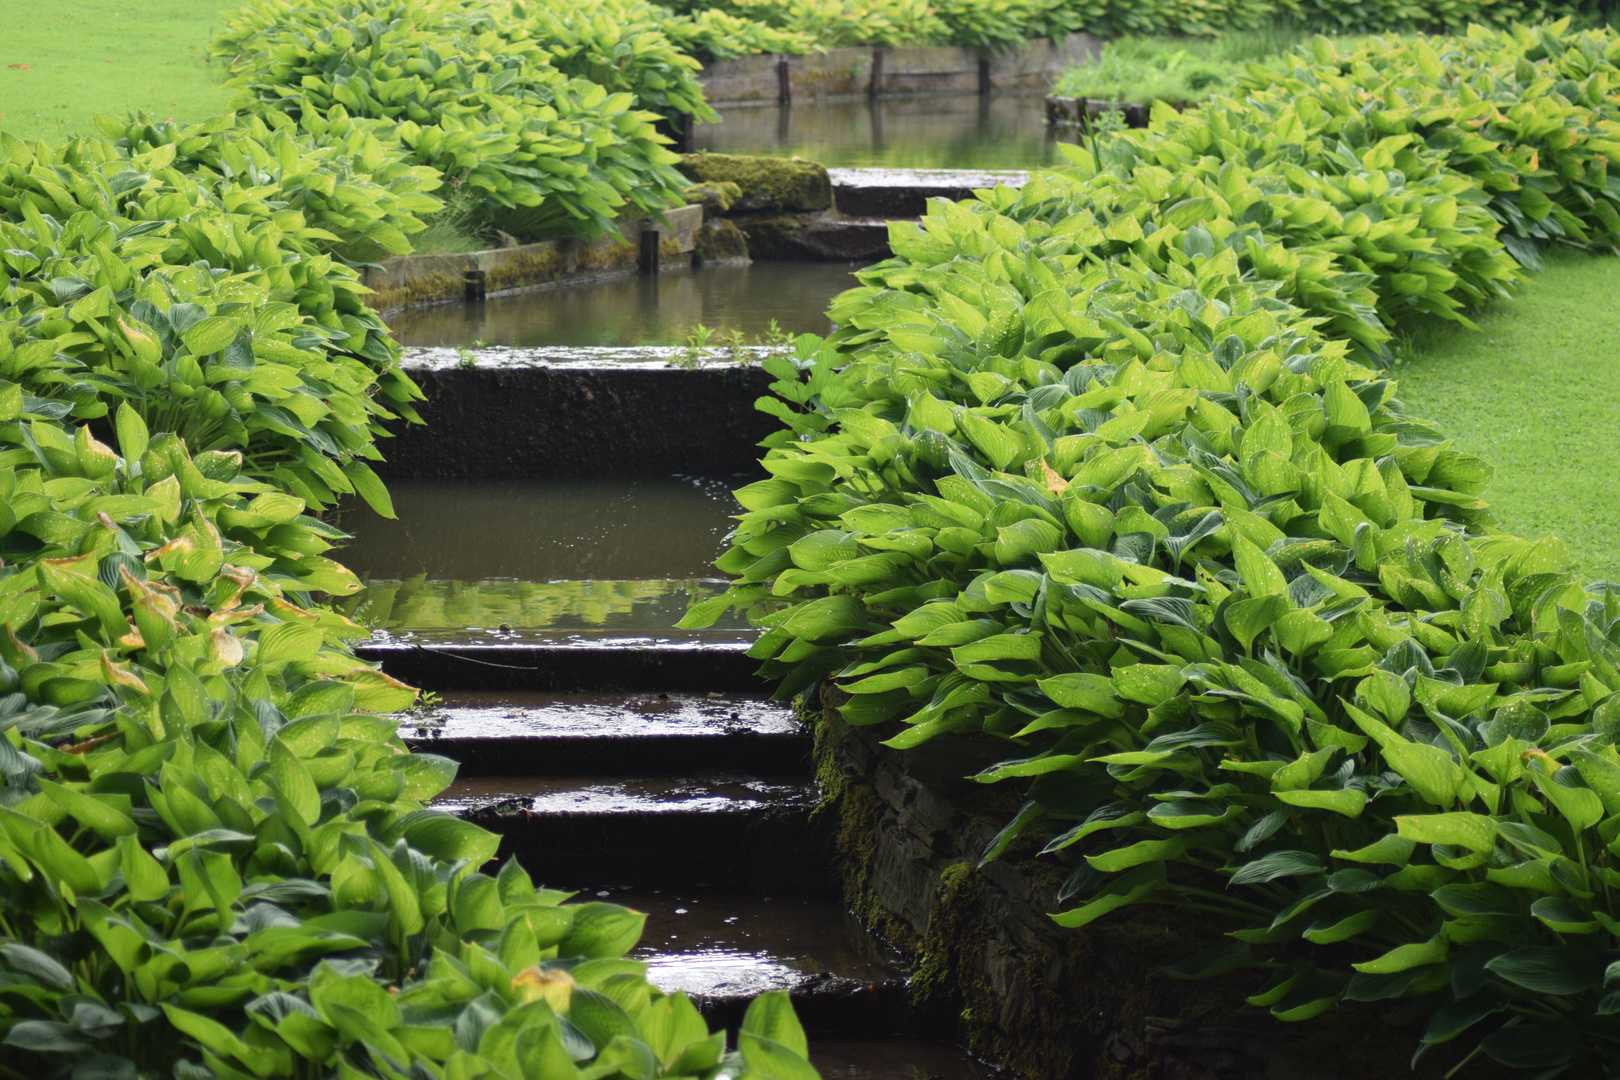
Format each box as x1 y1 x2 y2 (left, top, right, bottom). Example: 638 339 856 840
463 269 486 301
777 56 790 104
870 48 883 98
639 228 661 274
978 56 991 96
678 112 696 153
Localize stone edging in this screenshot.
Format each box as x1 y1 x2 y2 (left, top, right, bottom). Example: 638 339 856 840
360 204 703 317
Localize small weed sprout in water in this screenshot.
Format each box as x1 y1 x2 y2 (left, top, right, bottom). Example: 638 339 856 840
675 318 796 368
455 346 478 368
677 322 716 368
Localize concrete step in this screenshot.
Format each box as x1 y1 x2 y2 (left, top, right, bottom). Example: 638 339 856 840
357 640 764 693
437 772 820 890
828 167 1029 219
401 690 810 776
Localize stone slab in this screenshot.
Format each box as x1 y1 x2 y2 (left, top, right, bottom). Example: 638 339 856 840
373 350 780 480
699 53 785 104
828 167 1029 219
786 47 875 100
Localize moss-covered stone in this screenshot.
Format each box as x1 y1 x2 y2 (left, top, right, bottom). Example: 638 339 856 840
683 181 743 218
677 152 833 213
694 219 750 264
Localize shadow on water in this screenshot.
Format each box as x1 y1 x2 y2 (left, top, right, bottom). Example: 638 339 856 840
696 94 1080 170
387 261 864 349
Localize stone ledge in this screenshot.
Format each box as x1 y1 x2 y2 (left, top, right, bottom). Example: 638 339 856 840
361 204 703 317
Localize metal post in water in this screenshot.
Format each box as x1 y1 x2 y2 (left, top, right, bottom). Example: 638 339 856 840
639 229 661 274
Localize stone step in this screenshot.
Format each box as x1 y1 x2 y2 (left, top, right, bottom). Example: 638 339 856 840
373 357 778 479
357 640 764 693
401 690 809 776
586 887 911 1036
437 772 820 890
828 167 1029 219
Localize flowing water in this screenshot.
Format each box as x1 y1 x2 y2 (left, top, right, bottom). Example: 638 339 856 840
387 261 863 349
696 94 1078 170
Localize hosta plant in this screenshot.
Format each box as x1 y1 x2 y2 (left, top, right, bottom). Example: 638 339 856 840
686 19 1620 1075
214 0 693 244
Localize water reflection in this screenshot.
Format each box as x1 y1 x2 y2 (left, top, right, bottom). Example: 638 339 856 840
388 261 862 349
697 94 1079 170
335 477 738 582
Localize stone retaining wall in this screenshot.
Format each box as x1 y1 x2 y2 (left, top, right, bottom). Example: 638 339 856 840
360 204 703 317
702 34 1100 104
817 709 1463 1080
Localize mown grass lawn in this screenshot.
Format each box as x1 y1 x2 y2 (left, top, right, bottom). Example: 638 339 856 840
1396 249 1620 583
0 0 233 142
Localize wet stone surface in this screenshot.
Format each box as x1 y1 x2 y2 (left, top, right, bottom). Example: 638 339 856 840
401 691 798 740
434 773 817 816
586 887 906 997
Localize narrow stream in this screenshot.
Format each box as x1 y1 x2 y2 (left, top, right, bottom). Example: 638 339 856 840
387 261 863 348
697 95 1077 169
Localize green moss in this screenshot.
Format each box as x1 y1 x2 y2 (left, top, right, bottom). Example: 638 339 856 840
684 181 744 217
482 247 567 293
676 152 832 212
694 219 750 263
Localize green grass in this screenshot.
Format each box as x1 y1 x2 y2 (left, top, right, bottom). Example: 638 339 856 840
0 0 233 143
1395 250 1620 583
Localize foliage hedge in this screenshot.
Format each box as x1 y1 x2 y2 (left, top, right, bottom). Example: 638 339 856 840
657 0 1620 53
687 21 1620 1075
212 0 705 245
0 55 819 1080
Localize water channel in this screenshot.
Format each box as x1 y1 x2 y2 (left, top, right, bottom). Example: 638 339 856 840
389 261 863 349
359 103 1034 1076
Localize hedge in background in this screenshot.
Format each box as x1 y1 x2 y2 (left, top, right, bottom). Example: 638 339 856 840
686 22 1620 1075
213 0 703 245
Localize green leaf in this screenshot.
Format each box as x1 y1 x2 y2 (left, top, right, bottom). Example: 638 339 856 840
781 595 866 644
739 990 809 1059
557 903 646 960
1352 936 1448 975
1485 946 1605 994
1050 863 1164 928
1394 812 1497 853
341 461 395 519
115 402 148 464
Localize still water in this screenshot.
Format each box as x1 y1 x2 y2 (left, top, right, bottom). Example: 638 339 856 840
388 261 861 349
335 478 755 641
695 94 1079 170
